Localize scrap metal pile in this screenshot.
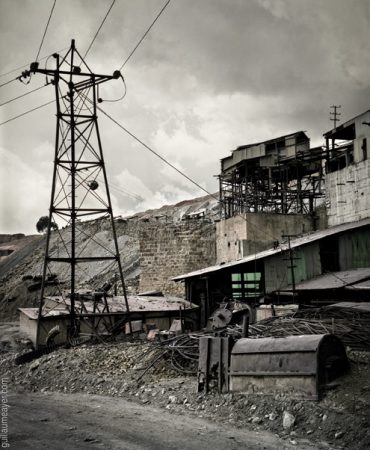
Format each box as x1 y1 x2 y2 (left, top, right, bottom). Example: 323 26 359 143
135 333 202 379
136 303 370 380
237 303 370 351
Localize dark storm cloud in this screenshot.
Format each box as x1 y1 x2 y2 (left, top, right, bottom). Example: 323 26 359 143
0 0 369 232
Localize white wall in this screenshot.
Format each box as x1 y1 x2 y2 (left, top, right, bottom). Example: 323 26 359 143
326 158 370 226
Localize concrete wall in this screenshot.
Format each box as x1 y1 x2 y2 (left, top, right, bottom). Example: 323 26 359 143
216 213 314 263
139 222 216 296
326 159 370 226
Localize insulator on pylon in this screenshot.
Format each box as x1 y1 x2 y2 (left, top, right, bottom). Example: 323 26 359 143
30 62 39 73
88 180 99 190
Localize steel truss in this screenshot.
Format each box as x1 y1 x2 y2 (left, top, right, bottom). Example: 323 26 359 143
26 40 131 348
219 148 325 218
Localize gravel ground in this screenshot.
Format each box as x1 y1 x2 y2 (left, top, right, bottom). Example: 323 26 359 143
1 340 370 450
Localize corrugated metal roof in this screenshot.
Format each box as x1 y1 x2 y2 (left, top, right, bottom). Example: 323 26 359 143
19 295 198 319
172 217 370 281
279 268 370 292
221 131 308 162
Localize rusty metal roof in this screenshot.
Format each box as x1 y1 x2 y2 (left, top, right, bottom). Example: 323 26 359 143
279 268 370 292
19 295 198 319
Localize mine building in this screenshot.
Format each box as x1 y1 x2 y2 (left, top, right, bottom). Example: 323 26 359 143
219 131 325 218
174 110 370 325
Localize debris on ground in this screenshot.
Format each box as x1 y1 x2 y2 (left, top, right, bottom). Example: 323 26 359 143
1 337 370 450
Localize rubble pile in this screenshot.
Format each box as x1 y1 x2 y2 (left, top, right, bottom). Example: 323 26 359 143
1 341 370 449
227 304 370 351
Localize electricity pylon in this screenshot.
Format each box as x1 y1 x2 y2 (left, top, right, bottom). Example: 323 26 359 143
26 40 131 348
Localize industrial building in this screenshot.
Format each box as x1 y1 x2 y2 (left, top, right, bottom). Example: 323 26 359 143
173 217 370 323
173 110 370 324
219 131 325 218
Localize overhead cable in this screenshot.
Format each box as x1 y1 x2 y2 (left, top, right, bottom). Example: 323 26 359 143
0 47 69 79
97 105 217 201
96 106 287 243
0 77 19 89
119 0 171 70
0 100 54 126
35 0 57 62
0 85 47 108
83 0 116 59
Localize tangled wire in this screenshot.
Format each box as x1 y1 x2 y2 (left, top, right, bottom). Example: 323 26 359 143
135 304 370 381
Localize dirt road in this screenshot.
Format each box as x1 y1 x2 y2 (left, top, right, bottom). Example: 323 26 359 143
7 391 319 450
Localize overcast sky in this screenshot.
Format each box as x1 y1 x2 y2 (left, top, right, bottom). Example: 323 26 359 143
0 0 369 234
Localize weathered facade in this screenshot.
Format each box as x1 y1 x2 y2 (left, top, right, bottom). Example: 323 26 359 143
139 221 216 295
325 110 370 226
216 212 314 263
219 132 325 218
173 218 370 318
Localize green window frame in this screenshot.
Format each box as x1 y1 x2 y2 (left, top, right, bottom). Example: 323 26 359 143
231 272 262 300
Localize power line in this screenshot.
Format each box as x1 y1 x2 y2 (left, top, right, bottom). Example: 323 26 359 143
95 105 289 244
0 99 54 126
83 0 116 60
99 178 143 201
0 84 47 108
35 0 57 62
0 95 286 246
119 0 171 70
0 77 19 89
97 105 217 201
0 47 69 79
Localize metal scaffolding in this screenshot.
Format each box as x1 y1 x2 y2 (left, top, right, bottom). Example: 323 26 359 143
219 132 325 218
24 40 131 348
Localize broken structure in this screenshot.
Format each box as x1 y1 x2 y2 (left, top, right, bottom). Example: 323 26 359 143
219 132 325 218
19 294 198 347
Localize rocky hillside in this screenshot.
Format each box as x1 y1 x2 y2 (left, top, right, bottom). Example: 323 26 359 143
0 194 219 321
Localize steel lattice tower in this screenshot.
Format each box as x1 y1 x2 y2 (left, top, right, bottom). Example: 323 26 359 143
27 40 131 348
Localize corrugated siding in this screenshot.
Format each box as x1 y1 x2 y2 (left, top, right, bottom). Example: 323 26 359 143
339 230 370 269
304 243 322 279
264 253 287 293
264 243 321 292
351 230 370 267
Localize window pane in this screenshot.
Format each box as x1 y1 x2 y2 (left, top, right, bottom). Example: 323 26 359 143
244 272 261 281
232 273 241 282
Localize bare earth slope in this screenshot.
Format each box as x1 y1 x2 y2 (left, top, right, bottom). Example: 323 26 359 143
0 194 218 321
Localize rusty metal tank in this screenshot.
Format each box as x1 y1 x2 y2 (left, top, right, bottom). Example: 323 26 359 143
230 334 349 400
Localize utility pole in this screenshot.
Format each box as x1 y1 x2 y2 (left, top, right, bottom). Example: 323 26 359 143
25 40 131 348
330 105 341 128
282 234 299 301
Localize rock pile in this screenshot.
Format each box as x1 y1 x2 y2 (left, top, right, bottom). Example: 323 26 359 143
1 342 370 449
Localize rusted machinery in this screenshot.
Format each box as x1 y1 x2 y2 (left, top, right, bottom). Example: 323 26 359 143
230 334 349 400
198 334 349 400
198 336 232 393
